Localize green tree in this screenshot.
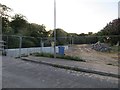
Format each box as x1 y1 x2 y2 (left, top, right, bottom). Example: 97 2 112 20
27 23 47 37
0 3 12 17
88 32 93 35
0 3 13 35
10 14 28 34
52 28 68 45
96 18 120 45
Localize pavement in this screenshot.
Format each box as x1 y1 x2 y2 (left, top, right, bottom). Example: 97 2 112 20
21 56 120 78
2 56 119 88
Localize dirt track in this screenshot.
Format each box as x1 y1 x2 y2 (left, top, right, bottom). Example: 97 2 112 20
65 44 118 66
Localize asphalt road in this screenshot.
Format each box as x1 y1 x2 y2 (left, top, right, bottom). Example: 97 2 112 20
2 56 118 88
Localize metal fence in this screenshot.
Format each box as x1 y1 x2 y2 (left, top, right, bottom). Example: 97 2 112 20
2 35 69 57
1 35 120 59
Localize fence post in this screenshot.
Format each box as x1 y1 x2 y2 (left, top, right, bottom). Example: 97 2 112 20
6 36 8 50
5 36 8 56
72 36 74 45
41 38 43 53
19 36 22 58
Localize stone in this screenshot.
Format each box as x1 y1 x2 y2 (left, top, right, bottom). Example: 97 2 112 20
91 41 111 52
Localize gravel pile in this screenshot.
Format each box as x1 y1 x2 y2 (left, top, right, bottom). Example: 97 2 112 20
91 41 111 52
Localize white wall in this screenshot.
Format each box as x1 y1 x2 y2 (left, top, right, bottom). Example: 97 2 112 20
5 46 68 57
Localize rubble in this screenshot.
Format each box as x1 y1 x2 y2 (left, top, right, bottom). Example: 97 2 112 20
91 41 111 52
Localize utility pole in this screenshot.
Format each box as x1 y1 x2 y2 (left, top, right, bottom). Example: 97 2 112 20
118 1 120 18
54 0 56 58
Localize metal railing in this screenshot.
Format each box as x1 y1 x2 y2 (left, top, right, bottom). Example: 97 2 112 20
1 35 120 58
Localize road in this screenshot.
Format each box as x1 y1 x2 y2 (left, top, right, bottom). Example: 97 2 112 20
2 56 118 88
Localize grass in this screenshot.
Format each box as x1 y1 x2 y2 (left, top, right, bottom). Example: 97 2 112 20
102 46 120 54
32 52 54 58
111 46 120 53
32 52 86 62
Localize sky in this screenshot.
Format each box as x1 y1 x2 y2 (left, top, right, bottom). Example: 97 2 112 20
0 0 119 34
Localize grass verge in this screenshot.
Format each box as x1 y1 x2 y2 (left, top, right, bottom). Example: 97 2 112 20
31 52 86 62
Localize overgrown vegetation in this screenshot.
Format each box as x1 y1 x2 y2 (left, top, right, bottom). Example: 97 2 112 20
111 46 120 53
31 52 86 62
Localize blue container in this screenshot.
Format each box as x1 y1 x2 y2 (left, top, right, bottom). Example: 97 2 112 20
58 46 65 55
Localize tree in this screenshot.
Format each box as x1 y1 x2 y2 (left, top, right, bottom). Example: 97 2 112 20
10 14 28 34
96 18 120 45
27 23 47 37
51 28 68 45
0 3 13 35
21 23 49 47
0 3 12 17
88 32 93 35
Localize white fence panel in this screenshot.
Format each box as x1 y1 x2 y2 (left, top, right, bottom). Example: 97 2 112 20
6 46 68 57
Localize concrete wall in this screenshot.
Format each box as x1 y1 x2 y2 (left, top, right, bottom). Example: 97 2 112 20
5 46 69 57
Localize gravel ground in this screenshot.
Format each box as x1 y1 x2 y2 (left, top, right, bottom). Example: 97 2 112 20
65 44 118 66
